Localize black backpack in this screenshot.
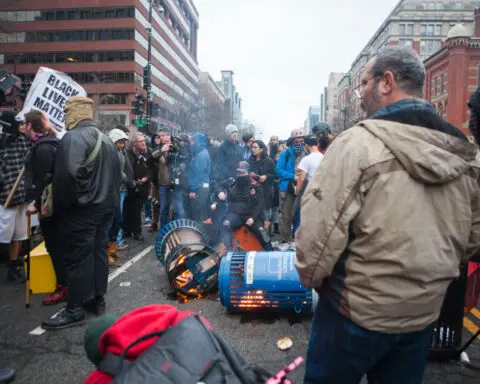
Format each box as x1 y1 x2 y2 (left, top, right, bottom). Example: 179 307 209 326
97 315 272 384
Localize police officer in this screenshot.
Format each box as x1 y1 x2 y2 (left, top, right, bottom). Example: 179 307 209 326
216 161 272 251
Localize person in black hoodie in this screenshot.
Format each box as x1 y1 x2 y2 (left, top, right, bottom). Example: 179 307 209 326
216 161 272 251
211 124 243 229
23 110 67 306
42 96 121 330
248 140 275 232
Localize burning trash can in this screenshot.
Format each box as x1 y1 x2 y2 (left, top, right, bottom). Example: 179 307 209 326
219 251 317 313
155 219 219 296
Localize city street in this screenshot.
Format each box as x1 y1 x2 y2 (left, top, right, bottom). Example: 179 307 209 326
0 231 479 384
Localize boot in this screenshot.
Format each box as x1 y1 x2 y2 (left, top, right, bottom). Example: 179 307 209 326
109 256 120 268
0 367 15 383
107 242 117 258
41 307 86 330
42 285 68 306
273 223 280 234
116 241 128 251
84 296 106 316
6 260 25 284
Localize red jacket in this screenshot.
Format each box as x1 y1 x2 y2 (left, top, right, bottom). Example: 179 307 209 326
84 304 211 384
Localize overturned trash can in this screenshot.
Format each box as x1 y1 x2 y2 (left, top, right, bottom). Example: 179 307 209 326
155 219 219 297
219 251 317 313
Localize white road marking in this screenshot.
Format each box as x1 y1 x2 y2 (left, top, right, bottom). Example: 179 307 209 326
29 245 154 336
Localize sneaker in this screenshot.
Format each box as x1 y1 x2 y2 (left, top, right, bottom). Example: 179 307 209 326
42 285 68 306
144 217 152 226
6 267 26 284
148 223 158 233
41 307 86 330
109 256 121 268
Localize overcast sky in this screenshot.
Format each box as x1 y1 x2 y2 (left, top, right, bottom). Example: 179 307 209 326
196 0 399 140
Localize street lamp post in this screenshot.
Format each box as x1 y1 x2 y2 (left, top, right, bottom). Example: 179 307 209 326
146 1 164 133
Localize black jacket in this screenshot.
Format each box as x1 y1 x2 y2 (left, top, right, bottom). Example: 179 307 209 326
25 134 59 210
228 179 264 220
126 147 153 199
212 140 243 193
53 120 121 210
248 156 275 209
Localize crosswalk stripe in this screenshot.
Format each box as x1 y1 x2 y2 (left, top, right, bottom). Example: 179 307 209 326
471 308 480 320
463 317 480 339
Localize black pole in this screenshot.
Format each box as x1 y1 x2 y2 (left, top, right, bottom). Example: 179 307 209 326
146 1 153 133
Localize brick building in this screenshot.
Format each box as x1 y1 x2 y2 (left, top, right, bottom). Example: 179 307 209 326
424 11 480 140
0 0 200 133
332 0 480 131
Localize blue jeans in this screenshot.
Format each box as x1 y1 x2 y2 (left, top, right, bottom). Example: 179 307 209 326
144 198 152 220
305 298 432 384
116 191 127 245
159 185 171 229
172 189 186 220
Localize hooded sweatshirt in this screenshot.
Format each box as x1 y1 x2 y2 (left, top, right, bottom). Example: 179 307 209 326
188 133 211 192
296 106 480 334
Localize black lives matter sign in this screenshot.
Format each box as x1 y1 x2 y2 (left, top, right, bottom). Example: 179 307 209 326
18 67 86 136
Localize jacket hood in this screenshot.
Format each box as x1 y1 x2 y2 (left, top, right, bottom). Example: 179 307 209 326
191 132 208 155
65 96 94 130
360 119 479 185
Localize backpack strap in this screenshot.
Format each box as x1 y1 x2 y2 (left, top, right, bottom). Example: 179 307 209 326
86 131 103 165
96 330 166 378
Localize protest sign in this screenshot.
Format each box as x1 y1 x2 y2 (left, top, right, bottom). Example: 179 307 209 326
17 67 87 136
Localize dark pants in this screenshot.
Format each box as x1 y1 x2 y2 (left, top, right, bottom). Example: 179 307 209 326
108 200 122 242
189 188 210 223
123 192 145 235
40 217 66 286
305 298 432 384
58 207 113 309
221 212 272 250
172 189 186 220
159 185 171 229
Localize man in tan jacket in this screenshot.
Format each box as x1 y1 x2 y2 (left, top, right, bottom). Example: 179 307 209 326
296 47 480 383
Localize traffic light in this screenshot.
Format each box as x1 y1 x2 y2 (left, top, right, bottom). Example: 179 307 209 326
143 65 151 91
131 94 145 116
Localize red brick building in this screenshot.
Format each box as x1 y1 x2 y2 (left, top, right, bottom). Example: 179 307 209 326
424 9 480 140
0 0 200 133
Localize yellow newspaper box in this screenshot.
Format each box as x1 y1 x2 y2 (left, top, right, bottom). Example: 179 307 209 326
24 241 56 294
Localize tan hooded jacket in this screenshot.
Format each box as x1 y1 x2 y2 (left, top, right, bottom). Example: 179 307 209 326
296 119 480 333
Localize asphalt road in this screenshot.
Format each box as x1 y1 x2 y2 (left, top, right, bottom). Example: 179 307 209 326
0 231 479 384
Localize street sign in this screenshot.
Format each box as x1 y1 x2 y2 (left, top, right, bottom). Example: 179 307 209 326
133 117 147 128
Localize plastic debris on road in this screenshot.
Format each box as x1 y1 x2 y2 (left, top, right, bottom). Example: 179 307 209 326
277 337 293 351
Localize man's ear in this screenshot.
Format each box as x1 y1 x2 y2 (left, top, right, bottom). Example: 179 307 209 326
379 71 395 96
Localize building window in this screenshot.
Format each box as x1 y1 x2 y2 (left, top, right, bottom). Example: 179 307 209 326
440 73 445 93
427 25 434 36
420 24 426 36
20 29 134 43
434 77 438 96
400 24 406 35
399 39 413 48
434 24 442 36
406 24 414 35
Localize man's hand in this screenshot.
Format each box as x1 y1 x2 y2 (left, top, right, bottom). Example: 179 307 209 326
246 218 254 226
26 203 37 215
189 192 197 200
161 144 171 153
211 203 217 211
259 175 267 183
218 192 227 201
137 177 148 185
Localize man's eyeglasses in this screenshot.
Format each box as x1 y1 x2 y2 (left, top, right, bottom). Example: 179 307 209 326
354 74 381 99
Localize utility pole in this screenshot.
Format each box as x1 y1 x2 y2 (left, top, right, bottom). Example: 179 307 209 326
145 2 153 133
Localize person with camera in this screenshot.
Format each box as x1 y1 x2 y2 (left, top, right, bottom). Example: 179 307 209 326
151 130 174 230
123 133 152 241
275 128 306 244
216 161 272 252
0 110 30 284
187 132 211 222
169 134 191 221
248 140 275 233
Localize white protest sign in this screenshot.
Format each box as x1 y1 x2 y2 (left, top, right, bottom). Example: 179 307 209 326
17 67 86 136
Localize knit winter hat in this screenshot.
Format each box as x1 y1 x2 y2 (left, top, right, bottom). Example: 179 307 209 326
108 128 128 144
84 313 119 366
225 124 238 137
